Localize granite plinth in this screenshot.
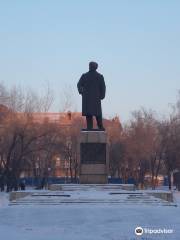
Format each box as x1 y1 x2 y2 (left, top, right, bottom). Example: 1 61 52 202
79 131 109 184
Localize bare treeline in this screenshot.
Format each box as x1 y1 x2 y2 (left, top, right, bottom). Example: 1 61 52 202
108 100 180 189
0 82 80 191
0 82 180 191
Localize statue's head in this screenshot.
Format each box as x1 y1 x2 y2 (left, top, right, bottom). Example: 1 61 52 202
89 61 98 71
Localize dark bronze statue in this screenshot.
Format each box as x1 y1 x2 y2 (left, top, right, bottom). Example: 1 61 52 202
77 61 106 130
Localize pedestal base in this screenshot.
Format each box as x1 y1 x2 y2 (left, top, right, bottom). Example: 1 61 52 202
79 131 108 184
79 174 107 184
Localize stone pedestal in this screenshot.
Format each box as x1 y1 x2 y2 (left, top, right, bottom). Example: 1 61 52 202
79 131 109 184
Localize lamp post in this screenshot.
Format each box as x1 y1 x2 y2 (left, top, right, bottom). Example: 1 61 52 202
35 161 39 188
65 137 72 183
137 166 141 189
47 167 51 188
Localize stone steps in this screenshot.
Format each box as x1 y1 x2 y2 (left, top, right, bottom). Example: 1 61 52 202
49 184 135 191
10 201 175 206
9 193 176 207
9 185 176 207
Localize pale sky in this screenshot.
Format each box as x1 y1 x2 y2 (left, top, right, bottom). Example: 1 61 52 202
0 1 180 122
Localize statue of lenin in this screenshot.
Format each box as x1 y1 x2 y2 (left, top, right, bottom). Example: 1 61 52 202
77 62 106 130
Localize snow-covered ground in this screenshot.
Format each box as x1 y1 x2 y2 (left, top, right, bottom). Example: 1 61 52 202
0 189 180 240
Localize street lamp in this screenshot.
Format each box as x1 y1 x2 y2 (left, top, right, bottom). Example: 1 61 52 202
47 167 51 188
65 137 72 183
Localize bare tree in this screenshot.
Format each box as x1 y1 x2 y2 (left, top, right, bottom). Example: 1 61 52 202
59 84 76 112
0 83 56 191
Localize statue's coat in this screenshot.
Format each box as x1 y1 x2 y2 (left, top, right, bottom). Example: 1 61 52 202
77 70 106 116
